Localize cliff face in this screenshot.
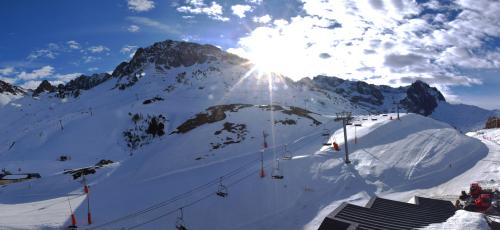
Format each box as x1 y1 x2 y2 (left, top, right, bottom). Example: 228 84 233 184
0 80 25 95
310 76 446 116
485 117 500 129
400 80 446 116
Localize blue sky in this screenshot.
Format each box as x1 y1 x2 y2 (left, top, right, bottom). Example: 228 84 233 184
0 0 499 109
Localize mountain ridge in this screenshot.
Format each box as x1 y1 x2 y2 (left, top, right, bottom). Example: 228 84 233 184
0 39 493 131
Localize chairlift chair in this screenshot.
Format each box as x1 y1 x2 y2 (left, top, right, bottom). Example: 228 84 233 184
271 160 284 180
354 123 362 127
216 178 228 197
321 129 330 136
322 134 332 146
175 208 188 230
282 145 293 160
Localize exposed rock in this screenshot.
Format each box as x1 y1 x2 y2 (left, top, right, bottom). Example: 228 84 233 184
274 119 297 125
0 80 25 95
33 80 55 96
123 113 168 150
56 73 111 98
211 122 248 150
400 80 445 116
173 104 321 136
172 104 252 134
113 40 247 90
309 76 446 116
485 117 500 129
143 96 164 105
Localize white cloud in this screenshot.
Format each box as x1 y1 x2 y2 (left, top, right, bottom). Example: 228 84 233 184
53 73 82 82
228 0 500 95
245 0 263 5
120 45 138 54
20 80 43 89
127 16 181 34
27 48 57 60
67 40 81 49
83 56 101 63
88 45 110 53
17 66 54 81
127 24 140 32
253 14 272 24
127 0 155 12
177 1 230 21
231 4 252 18
88 67 99 72
0 67 14 76
0 76 15 84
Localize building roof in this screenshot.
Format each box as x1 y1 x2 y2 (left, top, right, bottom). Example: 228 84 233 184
318 196 456 230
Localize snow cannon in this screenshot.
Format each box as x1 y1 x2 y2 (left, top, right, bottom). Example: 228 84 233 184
474 194 492 212
470 183 482 198
332 142 340 151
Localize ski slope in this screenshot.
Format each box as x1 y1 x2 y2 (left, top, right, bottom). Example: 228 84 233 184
0 112 489 230
0 40 494 229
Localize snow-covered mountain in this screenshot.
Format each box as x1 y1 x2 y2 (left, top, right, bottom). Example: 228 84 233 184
0 80 24 106
0 39 497 230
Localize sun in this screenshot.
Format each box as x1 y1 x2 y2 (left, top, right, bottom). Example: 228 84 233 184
244 44 289 75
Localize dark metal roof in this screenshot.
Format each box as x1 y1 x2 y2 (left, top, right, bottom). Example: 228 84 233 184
318 196 457 230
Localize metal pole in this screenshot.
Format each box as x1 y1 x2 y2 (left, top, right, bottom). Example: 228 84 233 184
397 103 400 120
343 119 350 164
354 125 357 144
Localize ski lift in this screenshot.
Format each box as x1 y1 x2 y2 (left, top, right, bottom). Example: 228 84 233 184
354 123 362 127
216 177 228 197
322 132 332 146
271 160 284 180
321 129 330 136
175 208 188 230
282 145 292 160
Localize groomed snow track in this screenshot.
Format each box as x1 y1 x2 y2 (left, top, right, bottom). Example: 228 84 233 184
318 196 456 230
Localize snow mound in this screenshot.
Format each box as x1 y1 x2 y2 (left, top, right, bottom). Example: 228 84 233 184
420 210 489 230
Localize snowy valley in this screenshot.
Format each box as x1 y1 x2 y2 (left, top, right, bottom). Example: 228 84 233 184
0 40 499 230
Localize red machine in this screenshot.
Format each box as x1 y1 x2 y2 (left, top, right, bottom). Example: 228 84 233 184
459 182 499 214
470 183 482 198
475 194 492 212
332 142 340 151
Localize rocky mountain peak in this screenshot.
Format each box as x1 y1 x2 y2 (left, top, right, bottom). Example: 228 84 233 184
400 80 446 116
55 73 112 98
112 40 246 79
33 80 55 97
0 80 25 95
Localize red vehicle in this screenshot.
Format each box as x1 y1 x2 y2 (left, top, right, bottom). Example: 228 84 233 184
470 183 482 198
474 194 492 212
332 142 340 151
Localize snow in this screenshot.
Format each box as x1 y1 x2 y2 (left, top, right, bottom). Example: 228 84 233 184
421 210 489 230
0 56 497 230
0 93 22 107
2 174 29 180
431 102 493 133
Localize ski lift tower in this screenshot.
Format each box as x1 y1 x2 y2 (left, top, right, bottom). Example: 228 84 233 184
335 111 353 164
393 101 401 120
